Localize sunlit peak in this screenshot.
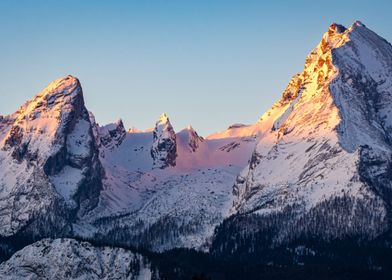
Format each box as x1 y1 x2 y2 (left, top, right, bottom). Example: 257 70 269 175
159 113 169 123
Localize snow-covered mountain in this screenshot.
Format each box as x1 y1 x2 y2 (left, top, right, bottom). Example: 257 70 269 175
1 20 392 278
0 238 158 280
0 76 101 245
225 21 392 247
0 73 260 252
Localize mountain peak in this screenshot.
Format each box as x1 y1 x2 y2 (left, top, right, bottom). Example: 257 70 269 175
0 75 102 237
269 20 389 132
39 75 81 99
115 118 125 130
98 119 127 150
352 20 365 28
316 23 350 55
187 124 194 131
4 75 87 159
317 21 368 53
12 75 84 124
185 125 203 152
234 19 392 236
158 113 170 124
151 113 177 168
329 22 347 34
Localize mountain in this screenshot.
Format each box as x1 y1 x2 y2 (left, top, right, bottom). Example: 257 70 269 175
212 21 392 255
1 21 392 279
0 76 102 252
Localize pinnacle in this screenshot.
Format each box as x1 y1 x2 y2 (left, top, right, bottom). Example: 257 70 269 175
158 113 170 124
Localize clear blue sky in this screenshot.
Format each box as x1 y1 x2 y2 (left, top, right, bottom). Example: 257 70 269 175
1 0 391 136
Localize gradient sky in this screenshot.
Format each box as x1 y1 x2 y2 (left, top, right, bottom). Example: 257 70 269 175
1 0 392 136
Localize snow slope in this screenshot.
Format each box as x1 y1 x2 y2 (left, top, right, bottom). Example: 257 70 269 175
0 75 101 239
81 115 261 251
0 238 158 280
231 22 392 242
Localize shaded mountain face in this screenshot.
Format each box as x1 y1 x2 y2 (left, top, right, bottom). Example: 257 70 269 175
0 76 102 241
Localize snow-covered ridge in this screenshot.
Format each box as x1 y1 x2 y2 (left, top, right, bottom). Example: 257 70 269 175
2 75 84 162
0 75 101 237
231 21 392 243
0 238 158 280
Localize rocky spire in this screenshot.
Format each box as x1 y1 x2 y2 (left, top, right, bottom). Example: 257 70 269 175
98 119 127 150
151 113 177 168
185 124 203 152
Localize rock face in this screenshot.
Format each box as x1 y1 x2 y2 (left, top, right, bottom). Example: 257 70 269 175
150 113 177 169
97 119 127 151
0 76 102 243
184 125 203 152
224 22 392 249
0 238 158 280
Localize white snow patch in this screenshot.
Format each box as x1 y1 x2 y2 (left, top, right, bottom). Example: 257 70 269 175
50 166 83 204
